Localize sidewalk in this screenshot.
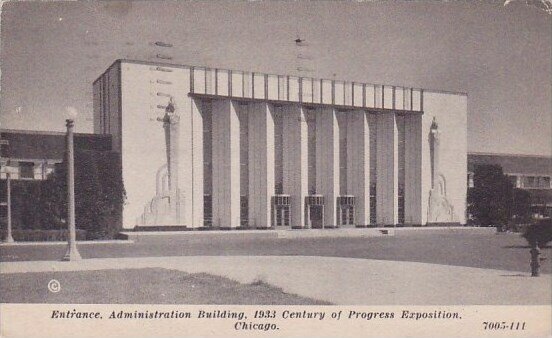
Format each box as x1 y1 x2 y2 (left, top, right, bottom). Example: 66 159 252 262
120 226 496 240
1 255 549 305
0 239 133 246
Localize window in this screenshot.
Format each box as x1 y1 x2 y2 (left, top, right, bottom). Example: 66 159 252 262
522 176 551 189
273 195 290 206
398 184 405 225
19 162 35 179
306 196 324 206
338 196 355 206
240 196 248 227
468 172 474 188
370 183 377 225
506 175 519 188
275 182 283 195
347 207 354 225
272 195 291 226
273 204 290 227
203 195 212 227
337 196 355 226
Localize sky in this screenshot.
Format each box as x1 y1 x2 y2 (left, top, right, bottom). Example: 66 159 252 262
0 0 550 156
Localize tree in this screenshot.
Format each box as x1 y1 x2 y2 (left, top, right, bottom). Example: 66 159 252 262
468 165 513 227
511 188 532 224
48 149 125 239
523 219 552 247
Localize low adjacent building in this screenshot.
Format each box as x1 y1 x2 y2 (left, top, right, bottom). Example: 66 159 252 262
0 129 111 180
468 152 552 218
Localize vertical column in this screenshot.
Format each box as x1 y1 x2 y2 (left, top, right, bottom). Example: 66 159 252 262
404 114 422 224
337 112 348 196
376 113 398 225
248 102 276 228
306 109 317 194
190 98 204 227
174 100 186 226
274 108 284 193
316 108 340 227
238 103 249 227
212 99 241 228
282 105 309 228
347 111 370 226
178 98 204 227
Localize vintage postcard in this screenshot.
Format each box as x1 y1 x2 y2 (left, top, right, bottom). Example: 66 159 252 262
0 0 550 337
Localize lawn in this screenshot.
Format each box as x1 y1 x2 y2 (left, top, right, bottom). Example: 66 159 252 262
0 268 331 304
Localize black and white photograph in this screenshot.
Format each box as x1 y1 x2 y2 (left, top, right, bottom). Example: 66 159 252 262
0 0 550 337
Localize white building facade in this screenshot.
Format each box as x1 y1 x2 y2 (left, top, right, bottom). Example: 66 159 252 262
94 60 467 229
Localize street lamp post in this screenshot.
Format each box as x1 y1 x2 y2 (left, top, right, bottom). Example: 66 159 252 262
0 137 14 243
5 172 14 243
62 119 81 261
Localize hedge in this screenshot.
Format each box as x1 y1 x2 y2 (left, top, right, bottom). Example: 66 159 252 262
0 149 125 240
0 229 87 242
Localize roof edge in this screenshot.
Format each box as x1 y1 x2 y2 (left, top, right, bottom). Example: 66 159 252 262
115 59 468 96
1 128 108 137
93 59 122 85
468 151 552 159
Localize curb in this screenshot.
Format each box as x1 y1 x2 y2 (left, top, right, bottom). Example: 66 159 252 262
0 240 134 246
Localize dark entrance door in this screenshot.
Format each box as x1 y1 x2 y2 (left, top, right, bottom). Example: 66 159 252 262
309 205 324 228
275 206 290 226
339 206 355 227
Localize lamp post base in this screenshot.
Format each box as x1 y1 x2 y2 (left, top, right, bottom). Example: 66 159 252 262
62 244 82 261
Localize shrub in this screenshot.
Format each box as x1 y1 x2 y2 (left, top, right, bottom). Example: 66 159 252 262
522 219 552 247
0 229 87 242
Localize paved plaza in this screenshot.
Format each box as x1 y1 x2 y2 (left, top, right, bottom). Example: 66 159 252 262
1 255 550 305
1 228 550 305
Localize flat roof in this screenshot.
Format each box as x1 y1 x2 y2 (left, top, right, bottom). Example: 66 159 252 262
468 152 552 175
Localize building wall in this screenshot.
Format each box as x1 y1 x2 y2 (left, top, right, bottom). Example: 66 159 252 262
1 130 112 181
421 92 468 224
92 80 101 135
94 61 205 228
93 64 121 152
93 60 467 228
120 62 168 227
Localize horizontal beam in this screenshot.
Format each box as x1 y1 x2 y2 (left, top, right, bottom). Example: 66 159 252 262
189 93 424 115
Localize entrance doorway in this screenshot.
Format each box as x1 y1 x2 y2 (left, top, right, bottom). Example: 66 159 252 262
272 195 291 227
306 195 325 228
337 196 355 227
309 205 324 228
